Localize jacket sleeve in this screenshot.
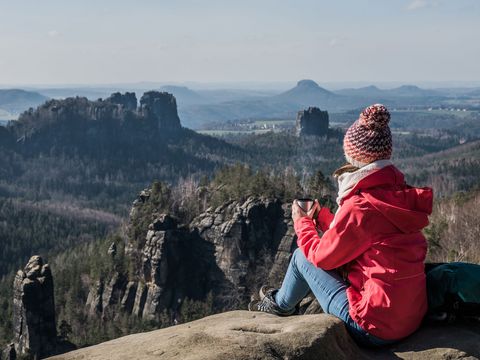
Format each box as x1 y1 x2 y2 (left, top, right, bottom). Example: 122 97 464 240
294 197 373 270
315 206 335 232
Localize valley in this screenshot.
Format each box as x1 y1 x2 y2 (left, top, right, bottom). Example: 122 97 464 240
0 86 479 358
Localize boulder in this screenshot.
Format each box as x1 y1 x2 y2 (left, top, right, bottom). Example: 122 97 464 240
47 311 363 360
47 311 480 360
364 321 480 359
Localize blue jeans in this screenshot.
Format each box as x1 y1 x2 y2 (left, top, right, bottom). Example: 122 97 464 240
275 248 397 347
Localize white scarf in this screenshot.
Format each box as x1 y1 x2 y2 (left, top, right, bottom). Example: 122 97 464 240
336 159 393 205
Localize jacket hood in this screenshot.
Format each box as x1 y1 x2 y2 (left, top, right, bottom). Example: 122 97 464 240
345 165 433 233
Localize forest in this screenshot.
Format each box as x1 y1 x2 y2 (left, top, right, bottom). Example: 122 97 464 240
0 94 479 352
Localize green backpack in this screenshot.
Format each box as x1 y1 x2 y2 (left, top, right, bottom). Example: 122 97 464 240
426 262 480 322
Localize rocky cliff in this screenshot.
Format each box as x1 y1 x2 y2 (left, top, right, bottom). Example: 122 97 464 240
8 91 182 154
139 91 181 130
86 193 300 321
2 256 75 360
295 106 329 137
48 311 480 360
9 256 57 359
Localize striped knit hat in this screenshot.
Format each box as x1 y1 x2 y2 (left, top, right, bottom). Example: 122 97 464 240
343 104 392 168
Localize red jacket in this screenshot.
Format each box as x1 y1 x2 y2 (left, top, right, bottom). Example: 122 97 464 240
294 165 433 340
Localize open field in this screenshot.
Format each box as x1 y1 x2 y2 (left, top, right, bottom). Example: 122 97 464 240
197 129 280 136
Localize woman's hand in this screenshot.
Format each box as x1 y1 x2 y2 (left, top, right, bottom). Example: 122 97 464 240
292 199 320 223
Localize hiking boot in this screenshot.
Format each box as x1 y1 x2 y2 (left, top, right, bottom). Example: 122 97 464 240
248 288 296 316
259 285 276 300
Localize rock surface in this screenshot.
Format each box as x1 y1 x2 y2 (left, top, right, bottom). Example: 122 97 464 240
47 311 362 360
139 91 181 129
47 311 480 360
364 320 480 359
295 106 329 137
189 197 292 302
1 343 16 360
106 92 137 111
11 255 57 359
87 195 297 320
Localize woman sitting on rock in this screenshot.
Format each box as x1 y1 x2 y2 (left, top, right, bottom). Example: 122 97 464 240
249 104 433 347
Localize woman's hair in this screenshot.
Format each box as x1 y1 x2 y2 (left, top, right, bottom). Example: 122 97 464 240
332 163 359 178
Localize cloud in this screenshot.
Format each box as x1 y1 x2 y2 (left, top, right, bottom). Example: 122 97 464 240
47 30 59 37
329 38 338 47
328 36 348 48
406 0 439 11
407 0 428 10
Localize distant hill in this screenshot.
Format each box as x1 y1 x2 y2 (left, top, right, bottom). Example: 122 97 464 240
196 88 278 103
160 85 208 106
467 88 480 97
3 82 463 130
180 80 360 128
335 84 442 99
34 87 113 100
179 80 453 129
161 85 208 106
273 79 338 106
0 89 48 114
385 85 441 98
334 85 385 97
399 139 480 195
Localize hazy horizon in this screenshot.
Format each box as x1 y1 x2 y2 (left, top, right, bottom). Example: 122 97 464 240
1 0 479 86
3 80 480 92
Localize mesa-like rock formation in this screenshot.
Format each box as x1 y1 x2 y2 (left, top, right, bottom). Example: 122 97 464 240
11 256 57 359
295 106 329 137
8 91 182 153
47 311 480 360
139 91 181 130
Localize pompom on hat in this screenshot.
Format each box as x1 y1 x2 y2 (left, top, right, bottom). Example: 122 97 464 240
343 104 392 168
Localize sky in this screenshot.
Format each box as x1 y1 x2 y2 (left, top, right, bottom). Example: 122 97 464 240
0 0 479 86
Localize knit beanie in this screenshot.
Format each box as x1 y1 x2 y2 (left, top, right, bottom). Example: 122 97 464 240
343 104 392 168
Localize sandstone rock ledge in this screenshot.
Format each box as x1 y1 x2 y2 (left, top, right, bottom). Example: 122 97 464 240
48 311 480 360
